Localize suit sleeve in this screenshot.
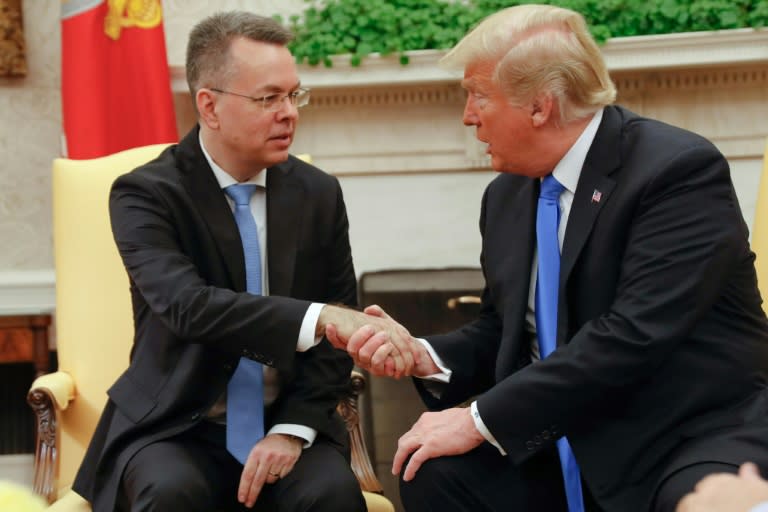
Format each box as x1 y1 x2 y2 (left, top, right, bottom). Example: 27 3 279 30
477 143 748 462
267 176 357 439
109 171 309 370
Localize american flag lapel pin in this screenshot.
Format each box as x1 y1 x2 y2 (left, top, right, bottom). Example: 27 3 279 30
591 189 602 203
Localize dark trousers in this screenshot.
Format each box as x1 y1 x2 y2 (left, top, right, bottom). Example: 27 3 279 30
117 421 366 512
399 443 601 511
399 443 748 512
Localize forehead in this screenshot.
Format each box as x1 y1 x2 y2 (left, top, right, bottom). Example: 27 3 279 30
461 60 497 91
227 38 299 90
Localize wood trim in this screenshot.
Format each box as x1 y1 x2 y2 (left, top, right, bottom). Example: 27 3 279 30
0 0 27 77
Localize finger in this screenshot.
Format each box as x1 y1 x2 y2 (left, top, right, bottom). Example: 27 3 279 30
370 342 395 372
389 334 414 377
324 323 345 349
403 446 431 482
238 458 257 503
245 463 269 508
397 323 421 365
392 431 421 476
364 304 390 319
740 462 762 480
347 325 376 359
384 357 397 377
357 332 391 366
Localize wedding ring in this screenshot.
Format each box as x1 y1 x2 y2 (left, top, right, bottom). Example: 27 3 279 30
268 472 280 477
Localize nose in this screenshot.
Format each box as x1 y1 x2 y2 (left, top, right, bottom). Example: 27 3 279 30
276 97 299 119
462 97 478 126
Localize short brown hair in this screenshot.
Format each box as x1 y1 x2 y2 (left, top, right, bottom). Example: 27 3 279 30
185 11 293 98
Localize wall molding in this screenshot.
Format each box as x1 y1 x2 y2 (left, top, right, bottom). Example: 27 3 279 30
0 270 55 315
170 28 768 92
169 28 768 176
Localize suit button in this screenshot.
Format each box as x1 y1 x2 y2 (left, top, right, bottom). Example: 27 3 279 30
241 349 250 357
191 412 200 421
525 441 535 451
533 435 542 446
542 430 551 440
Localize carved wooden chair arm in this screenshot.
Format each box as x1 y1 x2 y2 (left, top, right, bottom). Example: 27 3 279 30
338 370 384 493
27 371 76 503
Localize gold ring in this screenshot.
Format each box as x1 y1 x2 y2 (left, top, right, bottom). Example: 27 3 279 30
268 472 280 477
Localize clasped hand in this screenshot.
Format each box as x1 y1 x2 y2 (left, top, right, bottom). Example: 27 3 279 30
324 305 436 378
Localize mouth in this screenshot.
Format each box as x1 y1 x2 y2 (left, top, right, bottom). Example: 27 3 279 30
268 133 293 146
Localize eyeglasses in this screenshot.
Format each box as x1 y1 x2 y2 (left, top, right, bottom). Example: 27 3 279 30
209 87 311 112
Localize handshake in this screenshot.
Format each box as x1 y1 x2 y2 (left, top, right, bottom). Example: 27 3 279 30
317 304 439 378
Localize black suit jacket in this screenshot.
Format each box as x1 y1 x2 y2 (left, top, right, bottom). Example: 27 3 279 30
73 127 356 511
418 106 768 511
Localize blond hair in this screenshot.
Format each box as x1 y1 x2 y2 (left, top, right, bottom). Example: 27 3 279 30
441 4 616 123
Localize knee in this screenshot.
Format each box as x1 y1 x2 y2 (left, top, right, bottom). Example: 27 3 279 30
126 472 215 511
290 472 365 512
399 455 464 508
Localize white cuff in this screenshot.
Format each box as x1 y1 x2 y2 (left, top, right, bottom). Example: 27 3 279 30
415 338 452 383
267 424 317 448
470 401 507 456
749 503 768 512
297 302 325 352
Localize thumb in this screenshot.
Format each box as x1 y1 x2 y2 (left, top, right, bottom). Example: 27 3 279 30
364 304 389 319
325 323 346 349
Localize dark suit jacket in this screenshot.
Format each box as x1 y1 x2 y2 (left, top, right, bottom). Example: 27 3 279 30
73 126 356 511
417 106 768 511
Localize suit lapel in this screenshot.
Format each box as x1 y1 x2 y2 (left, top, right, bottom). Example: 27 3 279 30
558 108 622 336
265 159 304 297
496 177 539 376
178 128 246 291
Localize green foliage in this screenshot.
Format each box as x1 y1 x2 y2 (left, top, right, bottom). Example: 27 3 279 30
275 0 768 67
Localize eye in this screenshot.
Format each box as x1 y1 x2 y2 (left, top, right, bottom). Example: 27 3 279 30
469 91 489 109
260 94 281 108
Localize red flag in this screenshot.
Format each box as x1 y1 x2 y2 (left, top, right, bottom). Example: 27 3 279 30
61 0 178 159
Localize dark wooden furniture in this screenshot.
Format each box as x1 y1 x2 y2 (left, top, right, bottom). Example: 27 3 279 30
0 314 51 376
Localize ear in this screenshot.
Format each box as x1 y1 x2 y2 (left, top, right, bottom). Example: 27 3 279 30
530 92 554 127
196 88 220 130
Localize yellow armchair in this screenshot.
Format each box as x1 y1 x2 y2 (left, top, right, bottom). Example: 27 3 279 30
754 139 768 314
27 145 393 512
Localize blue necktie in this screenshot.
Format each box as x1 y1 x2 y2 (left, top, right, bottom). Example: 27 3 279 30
224 184 265 464
535 175 584 512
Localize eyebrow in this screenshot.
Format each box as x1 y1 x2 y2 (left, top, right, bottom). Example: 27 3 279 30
256 81 302 94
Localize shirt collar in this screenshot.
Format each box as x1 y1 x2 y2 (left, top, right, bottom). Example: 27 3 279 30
550 108 603 194
199 131 267 190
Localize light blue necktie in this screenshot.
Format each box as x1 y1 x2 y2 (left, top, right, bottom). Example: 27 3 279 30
535 175 584 512
224 184 265 464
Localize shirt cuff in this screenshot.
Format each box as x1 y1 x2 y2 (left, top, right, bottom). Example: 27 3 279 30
267 424 317 449
750 503 768 512
297 302 325 352
470 401 507 456
415 338 452 383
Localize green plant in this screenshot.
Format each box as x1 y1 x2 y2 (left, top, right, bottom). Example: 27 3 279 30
276 0 768 67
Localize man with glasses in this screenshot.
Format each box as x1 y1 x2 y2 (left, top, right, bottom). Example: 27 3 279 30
70 11 396 512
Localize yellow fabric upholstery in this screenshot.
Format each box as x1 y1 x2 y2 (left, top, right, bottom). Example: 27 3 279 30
31 145 392 512
754 139 768 314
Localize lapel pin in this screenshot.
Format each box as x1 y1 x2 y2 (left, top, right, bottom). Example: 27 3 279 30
591 189 602 203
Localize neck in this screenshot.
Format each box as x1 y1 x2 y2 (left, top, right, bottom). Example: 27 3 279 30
199 125 262 182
